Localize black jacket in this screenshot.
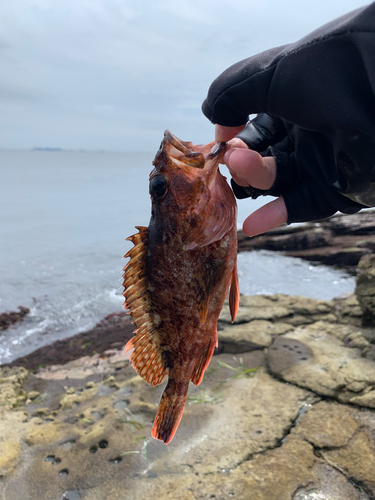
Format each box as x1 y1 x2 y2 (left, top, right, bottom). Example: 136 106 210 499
202 3 375 223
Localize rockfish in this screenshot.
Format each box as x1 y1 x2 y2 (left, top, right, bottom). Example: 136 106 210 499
123 131 239 444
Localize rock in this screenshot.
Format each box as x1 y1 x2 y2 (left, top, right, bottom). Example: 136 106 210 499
291 401 359 448
5 312 135 371
237 210 375 271
321 430 375 495
266 323 375 407
266 337 314 373
238 225 332 252
365 346 375 362
0 367 29 411
320 210 375 236
2 291 375 499
0 351 319 500
27 391 41 401
290 400 375 499
220 294 335 328
201 437 318 500
356 253 375 326
130 431 374 500
219 304 291 324
333 293 363 326
0 306 30 331
31 407 50 417
285 244 369 269
294 463 370 500
218 320 293 353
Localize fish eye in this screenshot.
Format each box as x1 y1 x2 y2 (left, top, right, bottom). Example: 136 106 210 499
149 174 169 200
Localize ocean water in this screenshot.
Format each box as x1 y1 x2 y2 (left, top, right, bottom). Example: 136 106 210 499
0 149 355 364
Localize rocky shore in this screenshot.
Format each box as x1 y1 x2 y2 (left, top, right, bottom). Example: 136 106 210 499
0 306 29 332
2 211 375 499
238 210 375 272
7 312 135 372
1 251 375 499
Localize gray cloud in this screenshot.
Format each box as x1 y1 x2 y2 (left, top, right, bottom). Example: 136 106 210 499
0 0 368 150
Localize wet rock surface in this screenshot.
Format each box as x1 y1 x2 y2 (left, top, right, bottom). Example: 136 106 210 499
0 306 30 332
356 253 375 326
6 312 135 371
238 210 375 272
2 292 375 499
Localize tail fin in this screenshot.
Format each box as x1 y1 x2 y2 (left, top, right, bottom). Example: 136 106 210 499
151 378 189 445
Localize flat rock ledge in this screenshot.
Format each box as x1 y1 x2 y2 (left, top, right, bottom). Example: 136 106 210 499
2 293 375 499
238 210 375 272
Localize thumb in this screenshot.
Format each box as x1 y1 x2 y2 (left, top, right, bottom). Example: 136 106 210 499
215 124 246 142
242 197 288 237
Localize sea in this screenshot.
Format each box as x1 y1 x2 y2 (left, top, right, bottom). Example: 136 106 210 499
0 149 355 365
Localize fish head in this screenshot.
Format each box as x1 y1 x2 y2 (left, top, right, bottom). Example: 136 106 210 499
149 130 237 249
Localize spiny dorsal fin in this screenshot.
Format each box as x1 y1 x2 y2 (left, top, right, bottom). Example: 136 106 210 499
123 226 167 386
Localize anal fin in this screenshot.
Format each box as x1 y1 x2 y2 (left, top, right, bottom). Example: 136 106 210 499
229 262 239 323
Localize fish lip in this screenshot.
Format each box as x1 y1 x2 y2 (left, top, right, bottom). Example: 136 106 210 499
163 130 206 169
206 142 226 161
155 131 225 188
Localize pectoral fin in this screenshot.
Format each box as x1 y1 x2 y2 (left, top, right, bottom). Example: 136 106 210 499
191 335 217 386
183 201 237 250
229 263 239 322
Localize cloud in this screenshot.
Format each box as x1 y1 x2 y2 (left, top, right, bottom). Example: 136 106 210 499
0 0 368 150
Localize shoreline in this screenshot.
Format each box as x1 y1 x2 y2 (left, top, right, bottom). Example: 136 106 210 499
4 312 135 372
2 210 374 370
238 209 375 273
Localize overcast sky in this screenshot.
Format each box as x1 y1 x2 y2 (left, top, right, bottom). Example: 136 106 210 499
0 0 368 151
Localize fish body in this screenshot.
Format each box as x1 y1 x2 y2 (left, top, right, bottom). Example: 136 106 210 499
123 131 239 444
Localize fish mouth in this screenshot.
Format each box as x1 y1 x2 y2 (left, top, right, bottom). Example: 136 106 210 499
158 130 226 171
206 141 227 160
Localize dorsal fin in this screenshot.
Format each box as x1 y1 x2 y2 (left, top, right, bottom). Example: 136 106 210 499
123 226 167 386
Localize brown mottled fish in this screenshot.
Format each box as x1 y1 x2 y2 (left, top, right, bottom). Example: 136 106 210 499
123 130 239 444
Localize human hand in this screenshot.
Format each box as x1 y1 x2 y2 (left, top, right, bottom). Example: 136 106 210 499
216 124 287 237
203 5 374 229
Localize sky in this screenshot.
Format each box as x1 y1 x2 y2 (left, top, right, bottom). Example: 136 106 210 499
0 0 369 152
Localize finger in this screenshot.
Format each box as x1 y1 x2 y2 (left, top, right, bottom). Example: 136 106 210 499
226 138 249 149
242 197 288 237
215 124 246 142
225 148 277 190
218 138 248 166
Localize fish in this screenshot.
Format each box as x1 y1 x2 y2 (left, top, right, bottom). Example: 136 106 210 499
123 130 239 444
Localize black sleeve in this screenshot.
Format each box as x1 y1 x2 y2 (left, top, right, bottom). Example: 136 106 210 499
202 3 375 223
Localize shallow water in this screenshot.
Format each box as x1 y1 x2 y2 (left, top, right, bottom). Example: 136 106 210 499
0 150 355 364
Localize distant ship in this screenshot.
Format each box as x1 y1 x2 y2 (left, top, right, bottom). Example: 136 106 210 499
31 147 62 151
